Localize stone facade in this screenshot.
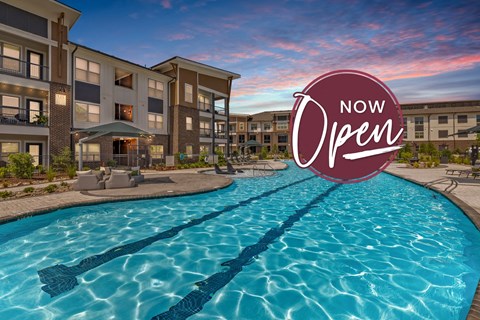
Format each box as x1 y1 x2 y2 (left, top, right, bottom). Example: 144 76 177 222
49 82 72 157
170 105 200 155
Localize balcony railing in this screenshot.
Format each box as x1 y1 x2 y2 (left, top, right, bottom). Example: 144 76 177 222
200 128 212 137
198 102 213 112
215 131 227 139
0 106 48 126
0 55 49 81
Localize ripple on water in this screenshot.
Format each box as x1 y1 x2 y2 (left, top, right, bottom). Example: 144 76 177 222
0 165 478 320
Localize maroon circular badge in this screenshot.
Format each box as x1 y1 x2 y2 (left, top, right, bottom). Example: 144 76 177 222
291 70 403 183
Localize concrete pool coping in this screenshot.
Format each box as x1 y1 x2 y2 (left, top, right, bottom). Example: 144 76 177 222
0 160 478 318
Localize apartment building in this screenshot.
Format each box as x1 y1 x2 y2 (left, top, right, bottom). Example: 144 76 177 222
0 0 80 166
402 100 480 152
229 110 292 154
152 57 240 157
0 0 240 168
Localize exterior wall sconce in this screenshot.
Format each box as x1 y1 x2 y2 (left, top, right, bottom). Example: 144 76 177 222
55 88 67 106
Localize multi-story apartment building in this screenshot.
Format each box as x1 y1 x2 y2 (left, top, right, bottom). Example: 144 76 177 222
402 100 480 152
230 101 480 156
229 110 292 155
0 0 80 166
151 57 240 158
0 0 239 168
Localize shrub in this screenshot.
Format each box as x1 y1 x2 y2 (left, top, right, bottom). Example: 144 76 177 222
0 190 13 198
106 159 117 167
44 184 58 193
0 167 9 179
52 147 74 172
463 157 471 165
46 168 56 182
215 148 226 166
260 147 268 160
413 162 420 168
400 151 413 162
283 149 290 159
83 166 91 171
36 164 46 174
425 161 432 168
23 187 35 193
2 181 9 188
131 170 139 176
60 181 69 187
67 165 76 179
199 150 209 163
8 153 34 179
433 159 440 167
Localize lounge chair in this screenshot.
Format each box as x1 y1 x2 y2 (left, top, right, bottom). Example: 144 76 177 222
105 170 136 189
214 164 235 175
227 162 243 174
73 170 105 191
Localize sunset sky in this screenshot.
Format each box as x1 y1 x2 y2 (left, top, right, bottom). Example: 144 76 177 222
61 0 480 114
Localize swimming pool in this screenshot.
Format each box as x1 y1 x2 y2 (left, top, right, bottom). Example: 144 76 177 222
0 163 479 319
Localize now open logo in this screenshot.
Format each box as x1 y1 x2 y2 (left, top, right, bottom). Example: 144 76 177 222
291 70 404 183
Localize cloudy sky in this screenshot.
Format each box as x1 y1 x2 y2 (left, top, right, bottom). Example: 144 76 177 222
62 0 480 114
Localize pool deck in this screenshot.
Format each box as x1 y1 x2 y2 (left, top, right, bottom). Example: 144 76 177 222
0 160 288 224
385 163 480 320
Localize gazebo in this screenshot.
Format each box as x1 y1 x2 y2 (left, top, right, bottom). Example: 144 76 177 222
74 122 152 170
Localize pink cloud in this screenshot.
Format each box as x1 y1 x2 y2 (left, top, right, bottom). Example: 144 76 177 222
168 33 193 41
435 35 455 41
161 0 172 9
365 23 381 30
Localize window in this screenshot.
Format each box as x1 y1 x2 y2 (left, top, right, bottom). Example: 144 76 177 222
148 113 163 129
403 117 407 139
438 130 449 138
200 145 209 153
185 83 193 103
277 115 288 121
239 123 244 131
1 43 20 72
250 124 258 131
75 57 100 84
477 114 480 125
457 115 468 123
115 68 133 88
263 123 271 131
1 95 20 116
278 134 288 143
75 143 100 161
238 134 245 144
0 142 19 162
186 145 193 157
75 102 100 123
229 135 233 143
229 124 236 132
115 104 133 122
186 117 193 130
277 122 288 130
438 116 448 124
150 145 164 159
249 135 256 141
148 79 164 99
414 117 424 138
264 135 271 143
200 121 210 136
198 94 211 111
457 130 468 138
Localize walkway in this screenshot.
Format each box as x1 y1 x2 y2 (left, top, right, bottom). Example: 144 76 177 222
0 160 288 224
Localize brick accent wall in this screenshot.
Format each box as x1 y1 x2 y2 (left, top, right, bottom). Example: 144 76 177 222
49 82 71 157
170 105 199 155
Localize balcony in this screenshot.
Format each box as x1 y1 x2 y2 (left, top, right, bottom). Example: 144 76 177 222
0 106 48 126
200 128 212 137
0 55 49 81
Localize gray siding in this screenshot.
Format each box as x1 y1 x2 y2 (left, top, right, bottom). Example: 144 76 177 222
0 2 48 38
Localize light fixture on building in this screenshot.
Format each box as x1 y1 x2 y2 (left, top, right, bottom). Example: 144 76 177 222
55 88 67 106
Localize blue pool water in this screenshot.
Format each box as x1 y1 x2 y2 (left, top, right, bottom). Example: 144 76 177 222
0 163 479 319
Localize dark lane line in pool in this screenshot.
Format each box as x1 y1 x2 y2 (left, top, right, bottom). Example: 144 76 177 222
37 175 317 298
150 184 341 320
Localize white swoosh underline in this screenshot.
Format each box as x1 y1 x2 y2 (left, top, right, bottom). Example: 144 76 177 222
342 146 402 160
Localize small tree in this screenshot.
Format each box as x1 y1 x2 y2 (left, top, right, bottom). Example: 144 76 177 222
52 147 74 172
271 144 279 155
260 146 268 159
8 153 35 179
215 148 226 165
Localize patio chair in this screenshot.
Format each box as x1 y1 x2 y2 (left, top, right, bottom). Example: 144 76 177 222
214 164 235 175
73 170 105 191
105 170 136 189
227 161 243 174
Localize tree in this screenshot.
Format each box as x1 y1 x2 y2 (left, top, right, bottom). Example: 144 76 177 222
52 147 74 171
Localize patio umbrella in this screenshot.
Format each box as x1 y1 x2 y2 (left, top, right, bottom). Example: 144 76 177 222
242 140 263 147
449 124 480 136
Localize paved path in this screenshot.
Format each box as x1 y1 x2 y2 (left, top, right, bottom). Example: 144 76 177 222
0 160 288 224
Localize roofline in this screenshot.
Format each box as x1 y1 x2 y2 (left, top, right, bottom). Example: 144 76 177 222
401 100 480 106
151 56 241 79
70 42 173 78
54 0 81 14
